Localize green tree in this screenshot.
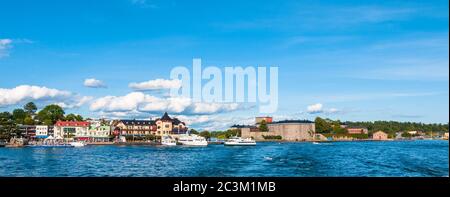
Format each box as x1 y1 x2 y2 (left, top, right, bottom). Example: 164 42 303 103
315 117 332 133
0 112 18 139
65 113 83 121
36 104 65 125
23 116 35 125
259 120 269 132
24 102 38 115
199 130 211 140
332 124 347 134
12 109 27 124
189 129 199 134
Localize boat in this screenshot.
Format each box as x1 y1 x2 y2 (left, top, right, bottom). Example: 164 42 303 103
224 136 256 146
70 141 86 147
28 144 74 148
161 135 177 146
177 134 208 146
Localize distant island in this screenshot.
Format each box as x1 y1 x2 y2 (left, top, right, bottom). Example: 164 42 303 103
0 102 448 145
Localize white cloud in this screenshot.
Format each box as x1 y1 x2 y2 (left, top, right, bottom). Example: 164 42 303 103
0 85 71 106
307 103 323 113
84 78 107 88
0 39 12 58
129 79 181 90
0 85 93 110
90 92 241 115
307 103 340 114
53 96 93 109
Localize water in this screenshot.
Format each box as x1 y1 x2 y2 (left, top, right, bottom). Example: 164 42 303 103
0 140 448 177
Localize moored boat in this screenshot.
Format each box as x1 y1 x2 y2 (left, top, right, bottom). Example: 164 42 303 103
178 134 208 146
70 141 86 147
161 135 177 146
224 136 256 146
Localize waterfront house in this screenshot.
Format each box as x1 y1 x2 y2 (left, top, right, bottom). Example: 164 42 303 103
240 117 315 141
113 119 157 137
84 119 111 142
372 131 388 140
346 126 369 134
35 125 49 139
54 121 90 139
18 125 36 139
155 112 187 135
444 132 449 140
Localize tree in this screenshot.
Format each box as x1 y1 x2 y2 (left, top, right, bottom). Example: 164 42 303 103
0 112 18 139
259 120 269 132
315 117 332 133
23 116 35 125
24 102 37 115
189 129 199 134
12 109 27 124
65 113 83 121
199 131 211 140
332 124 347 134
36 104 65 125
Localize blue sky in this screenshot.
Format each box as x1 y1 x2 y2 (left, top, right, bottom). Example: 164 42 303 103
0 0 448 130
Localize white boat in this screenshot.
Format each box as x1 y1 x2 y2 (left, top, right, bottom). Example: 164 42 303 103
224 136 256 146
178 134 208 146
161 135 177 146
70 141 86 147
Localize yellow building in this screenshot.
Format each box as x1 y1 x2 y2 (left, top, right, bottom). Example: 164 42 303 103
155 112 187 136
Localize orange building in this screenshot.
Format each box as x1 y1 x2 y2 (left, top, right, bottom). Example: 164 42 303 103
373 131 388 140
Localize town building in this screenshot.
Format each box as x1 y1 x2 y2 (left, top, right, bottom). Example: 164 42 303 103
83 119 111 142
35 125 49 139
113 120 157 136
18 125 35 139
54 121 90 139
155 112 187 135
240 117 316 141
112 112 188 137
80 125 111 142
372 131 388 140
346 126 369 134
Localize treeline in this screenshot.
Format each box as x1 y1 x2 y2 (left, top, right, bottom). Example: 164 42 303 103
315 117 448 135
0 102 84 139
189 129 241 140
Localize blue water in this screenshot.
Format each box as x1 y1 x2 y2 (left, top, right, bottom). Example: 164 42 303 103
0 140 448 177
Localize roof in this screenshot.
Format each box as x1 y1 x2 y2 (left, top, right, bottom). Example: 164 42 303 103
119 120 156 125
172 118 185 125
230 124 258 129
269 120 314 124
55 121 90 127
160 112 172 121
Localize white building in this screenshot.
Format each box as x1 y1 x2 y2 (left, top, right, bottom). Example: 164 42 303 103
35 125 49 139
54 121 90 139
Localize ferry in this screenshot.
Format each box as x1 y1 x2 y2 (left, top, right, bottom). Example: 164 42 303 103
224 136 256 146
178 134 208 146
161 135 177 146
